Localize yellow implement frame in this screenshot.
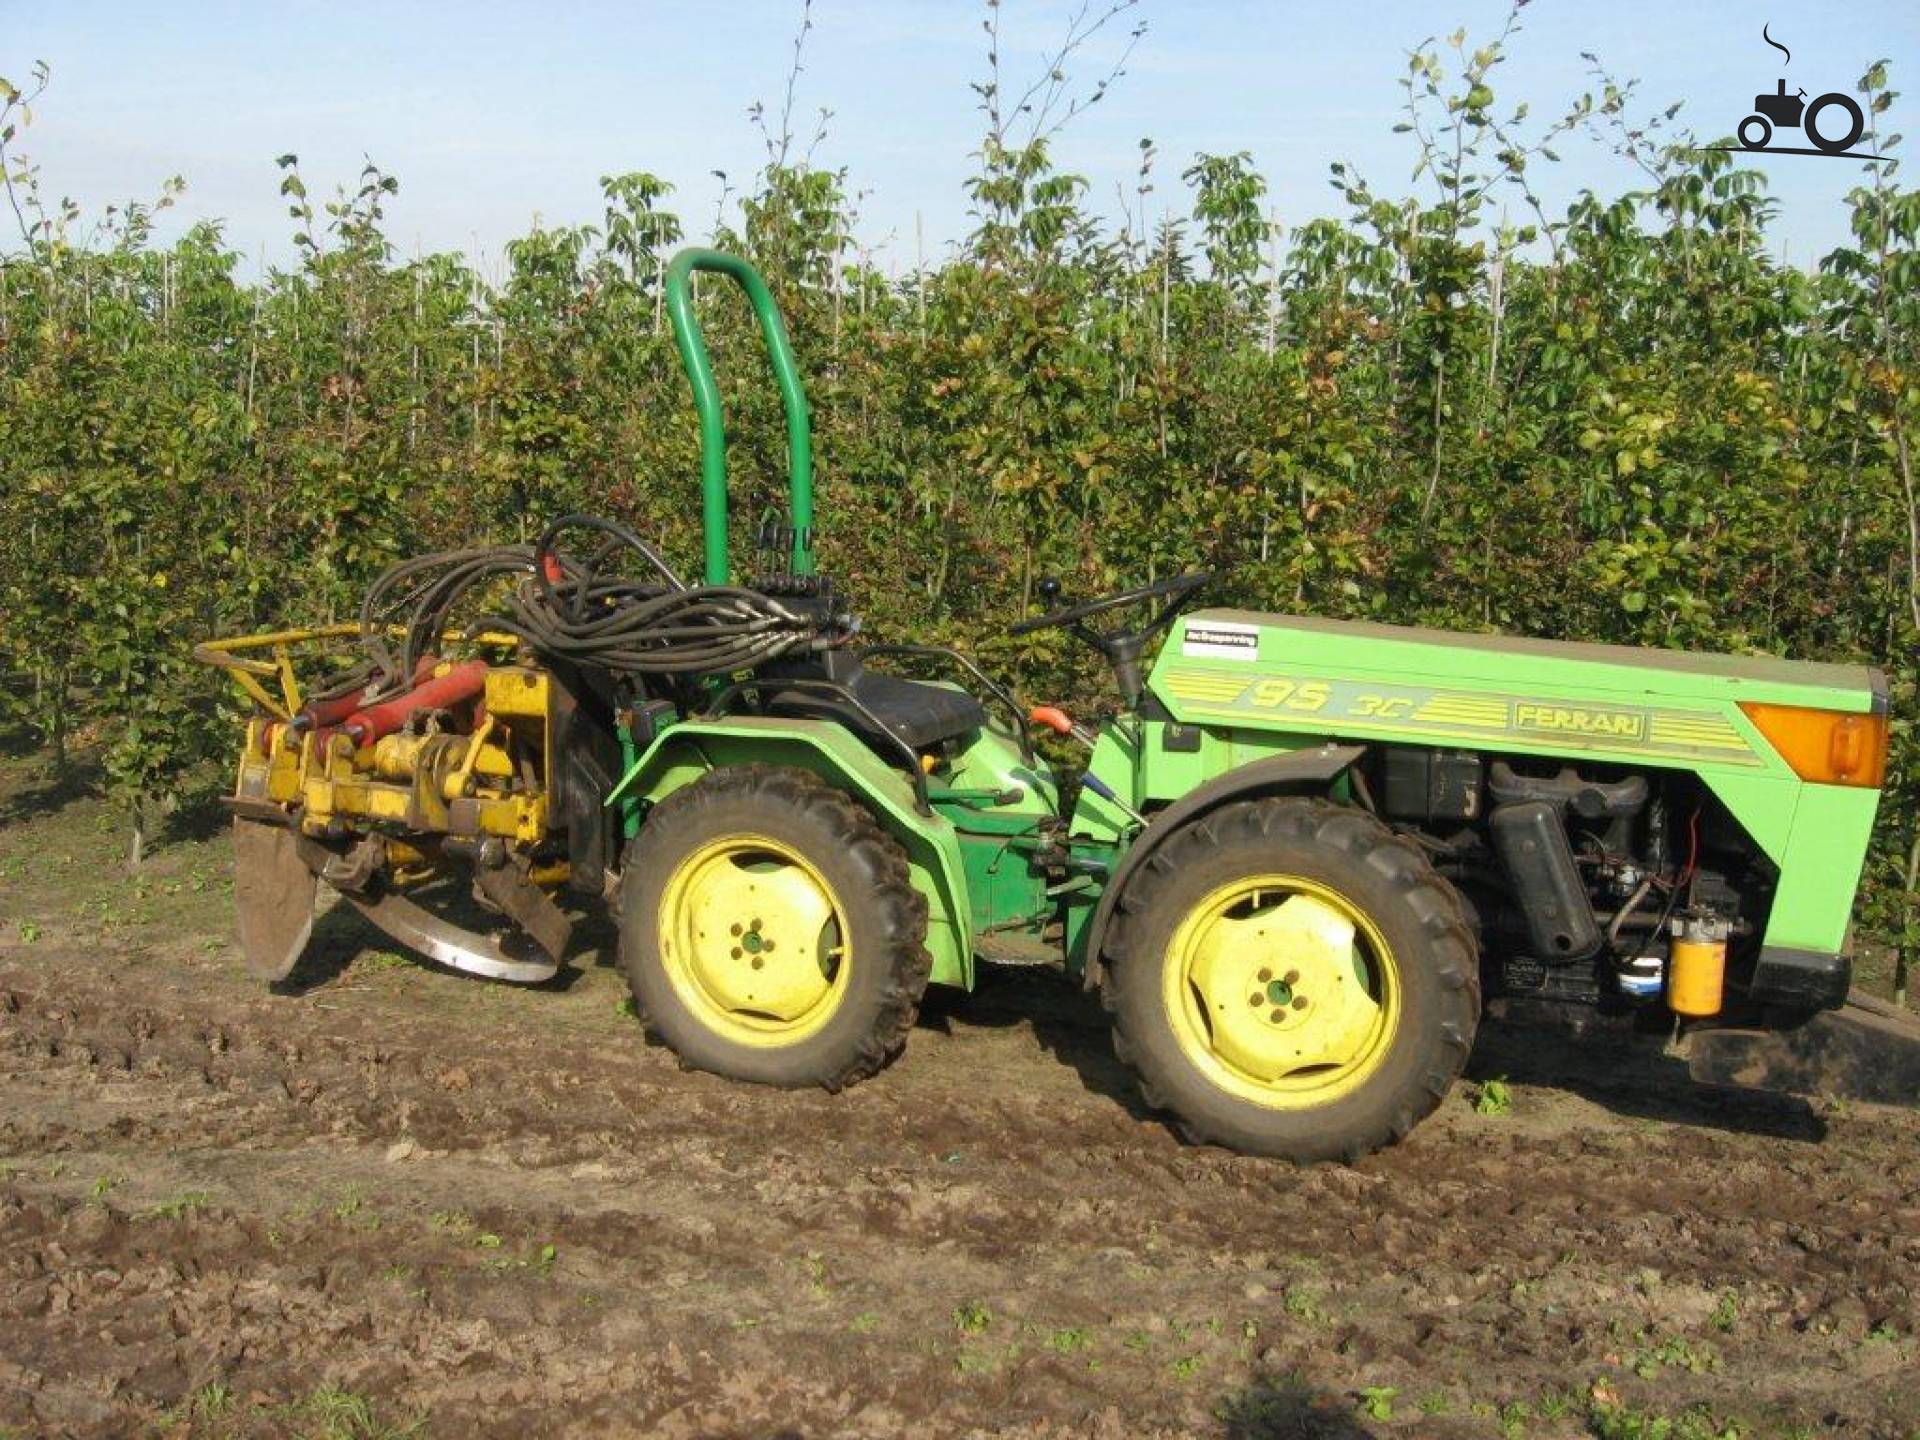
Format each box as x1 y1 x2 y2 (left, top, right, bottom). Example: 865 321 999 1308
193 624 523 719
199 625 547 852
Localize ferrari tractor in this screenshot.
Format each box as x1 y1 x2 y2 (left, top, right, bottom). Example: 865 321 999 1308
199 249 1901 1162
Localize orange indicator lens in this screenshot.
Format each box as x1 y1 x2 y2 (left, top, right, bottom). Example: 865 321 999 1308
1738 702 1888 787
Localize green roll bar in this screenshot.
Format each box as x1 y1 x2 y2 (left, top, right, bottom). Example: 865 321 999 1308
663 248 815 586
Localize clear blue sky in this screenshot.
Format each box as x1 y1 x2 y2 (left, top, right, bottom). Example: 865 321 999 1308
5 0 1917 276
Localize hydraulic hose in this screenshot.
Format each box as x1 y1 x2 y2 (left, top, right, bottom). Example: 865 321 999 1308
322 513 842 695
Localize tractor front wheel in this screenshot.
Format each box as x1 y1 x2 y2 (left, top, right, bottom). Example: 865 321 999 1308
1105 798 1479 1163
618 764 931 1090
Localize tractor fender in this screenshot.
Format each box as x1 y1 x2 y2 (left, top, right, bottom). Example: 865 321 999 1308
1080 742 1367 990
608 717 975 989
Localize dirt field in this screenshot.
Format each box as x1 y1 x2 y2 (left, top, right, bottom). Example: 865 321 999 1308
2 752 1918 1439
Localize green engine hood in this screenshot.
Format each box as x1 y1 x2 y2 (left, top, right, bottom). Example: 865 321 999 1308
1153 609 1886 776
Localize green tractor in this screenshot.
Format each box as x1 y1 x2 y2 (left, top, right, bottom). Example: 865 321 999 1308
200 249 1897 1162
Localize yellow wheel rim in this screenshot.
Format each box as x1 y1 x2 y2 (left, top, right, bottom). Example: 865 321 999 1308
1161 873 1400 1108
658 833 851 1048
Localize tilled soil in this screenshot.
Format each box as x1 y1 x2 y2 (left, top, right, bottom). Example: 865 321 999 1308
2 893 1919 1437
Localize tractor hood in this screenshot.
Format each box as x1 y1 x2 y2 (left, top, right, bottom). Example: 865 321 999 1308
1153 609 1887 776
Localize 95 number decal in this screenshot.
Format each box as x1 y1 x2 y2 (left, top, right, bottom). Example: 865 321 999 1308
1245 680 1415 719
1247 679 1330 712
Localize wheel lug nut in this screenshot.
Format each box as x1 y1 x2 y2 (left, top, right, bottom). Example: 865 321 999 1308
1248 994 1263 1007
751 957 764 970
1283 969 1300 985
1269 1008 1285 1024
1291 996 1308 1011
1257 967 1273 983
730 923 742 936
730 947 743 960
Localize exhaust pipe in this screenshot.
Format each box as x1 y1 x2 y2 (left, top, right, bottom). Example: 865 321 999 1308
1490 800 1602 961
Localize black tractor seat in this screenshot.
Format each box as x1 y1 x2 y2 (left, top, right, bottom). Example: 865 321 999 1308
757 655 988 751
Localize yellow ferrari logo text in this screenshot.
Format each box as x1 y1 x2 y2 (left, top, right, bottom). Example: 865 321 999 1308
1512 703 1647 740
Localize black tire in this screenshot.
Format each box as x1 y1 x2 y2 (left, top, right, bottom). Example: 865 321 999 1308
1103 798 1480 1163
1805 92 1864 153
618 764 931 1090
1738 113 1772 150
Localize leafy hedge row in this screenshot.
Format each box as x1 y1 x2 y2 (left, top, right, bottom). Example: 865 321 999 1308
0 25 1915 956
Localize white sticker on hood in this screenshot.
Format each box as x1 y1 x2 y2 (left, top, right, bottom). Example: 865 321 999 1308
1181 621 1259 661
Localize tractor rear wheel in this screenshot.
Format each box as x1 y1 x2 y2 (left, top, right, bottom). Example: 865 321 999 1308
618 764 931 1090
1104 798 1479 1163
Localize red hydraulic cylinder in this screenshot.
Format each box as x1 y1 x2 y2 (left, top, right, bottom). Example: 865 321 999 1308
292 686 372 733
261 656 443 753
340 660 490 746
290 655 440 734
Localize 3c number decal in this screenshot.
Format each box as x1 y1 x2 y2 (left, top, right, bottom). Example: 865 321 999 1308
1351 694 1414 719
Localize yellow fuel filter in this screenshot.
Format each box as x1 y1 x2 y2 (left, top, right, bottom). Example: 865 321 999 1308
1668 915 1731 1018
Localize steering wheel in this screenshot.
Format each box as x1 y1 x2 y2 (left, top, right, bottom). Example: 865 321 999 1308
1010 571 1212 637
1011 571 1214 708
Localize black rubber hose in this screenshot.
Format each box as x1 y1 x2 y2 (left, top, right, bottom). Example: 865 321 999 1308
340 517 835 683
